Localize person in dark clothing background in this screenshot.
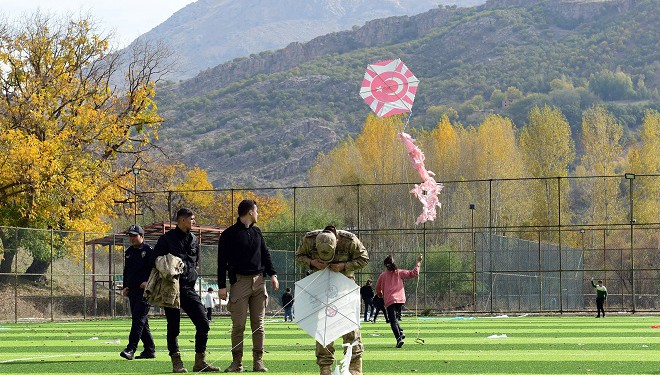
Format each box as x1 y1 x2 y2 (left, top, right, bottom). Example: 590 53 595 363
360 280 375 322
218 199 279 373
120 224 156 361
281 287 294 322
153 208 219 373
591 278 608 318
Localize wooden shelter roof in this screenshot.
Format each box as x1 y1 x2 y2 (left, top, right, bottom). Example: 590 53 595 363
86 222 225 246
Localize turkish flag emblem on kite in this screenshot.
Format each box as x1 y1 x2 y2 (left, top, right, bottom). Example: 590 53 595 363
359 58 419 118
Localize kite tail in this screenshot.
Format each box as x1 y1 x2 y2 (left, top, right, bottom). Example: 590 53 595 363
333 341 358 375
411 177 444 224
397 132 443 224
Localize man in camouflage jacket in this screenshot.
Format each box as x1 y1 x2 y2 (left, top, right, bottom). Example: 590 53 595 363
295 225 369 375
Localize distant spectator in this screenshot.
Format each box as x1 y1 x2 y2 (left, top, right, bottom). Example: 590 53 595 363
360 279 375 322
204 287 216 322
591 278 608 318
282 287 294 322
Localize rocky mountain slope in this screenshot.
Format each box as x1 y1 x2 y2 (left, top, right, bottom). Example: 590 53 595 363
132 0 485 81
154 0 658 188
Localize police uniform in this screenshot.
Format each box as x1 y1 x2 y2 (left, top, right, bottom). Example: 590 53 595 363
295 229 369 374
123 241 156 356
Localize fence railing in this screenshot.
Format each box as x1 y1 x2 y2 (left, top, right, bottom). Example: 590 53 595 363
0 174 657 322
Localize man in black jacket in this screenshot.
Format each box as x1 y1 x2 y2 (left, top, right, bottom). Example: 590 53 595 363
218 199 279 373
153 208 219 373
120 224 156 361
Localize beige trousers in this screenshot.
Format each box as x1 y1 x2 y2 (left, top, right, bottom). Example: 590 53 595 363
228 273 268 359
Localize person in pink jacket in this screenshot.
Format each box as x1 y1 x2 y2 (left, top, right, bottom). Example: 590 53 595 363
375 254 422 348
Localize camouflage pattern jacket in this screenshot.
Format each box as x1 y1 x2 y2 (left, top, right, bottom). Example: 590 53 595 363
295 229 369 279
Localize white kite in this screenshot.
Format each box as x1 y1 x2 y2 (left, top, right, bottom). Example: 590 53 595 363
294 268 361 347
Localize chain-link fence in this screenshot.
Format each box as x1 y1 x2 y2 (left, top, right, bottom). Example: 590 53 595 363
0 174 657 322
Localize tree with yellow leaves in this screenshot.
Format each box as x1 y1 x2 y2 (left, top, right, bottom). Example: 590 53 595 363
422 114 461 182
519 105 575 228
307 114 411 228
0 13 170 279
627 110 659 224
215 191 287 228
577 105 625 227
472 115 528 228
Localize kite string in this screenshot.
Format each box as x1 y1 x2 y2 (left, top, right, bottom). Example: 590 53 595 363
397 109 424 343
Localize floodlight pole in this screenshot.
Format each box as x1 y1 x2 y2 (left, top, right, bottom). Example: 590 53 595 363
470 203 476 312
132 167 140 224
625 173 635 313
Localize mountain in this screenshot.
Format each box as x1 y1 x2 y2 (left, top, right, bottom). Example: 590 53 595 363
154 0 659 189
131 0 486 81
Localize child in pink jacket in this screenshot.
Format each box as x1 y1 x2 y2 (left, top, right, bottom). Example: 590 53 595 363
375 254 422 348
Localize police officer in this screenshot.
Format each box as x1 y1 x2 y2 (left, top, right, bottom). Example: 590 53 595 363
120 224 156 360
152 208 219 373
295 225 369 375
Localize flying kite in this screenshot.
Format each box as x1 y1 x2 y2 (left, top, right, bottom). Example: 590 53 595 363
294 268 361 347
359 58 443 224
359 59 419 118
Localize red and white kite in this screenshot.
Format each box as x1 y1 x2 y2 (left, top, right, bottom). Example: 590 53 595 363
359 59 443 224
359 59 419 118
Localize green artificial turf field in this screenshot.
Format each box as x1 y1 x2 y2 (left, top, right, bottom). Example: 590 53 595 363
0 315 658 374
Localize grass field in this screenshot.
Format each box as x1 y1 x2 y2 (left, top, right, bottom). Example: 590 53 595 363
1 315 658 374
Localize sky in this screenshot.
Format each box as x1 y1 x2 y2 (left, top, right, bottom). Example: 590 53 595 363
0 0 194 47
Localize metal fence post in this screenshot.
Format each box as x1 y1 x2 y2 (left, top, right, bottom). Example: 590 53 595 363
488 179 493 314
557 177 563 314
83 232 87 320
625 173 636 313
471 203 476 312
50 228 54 321
293 187 298 280
168 190 173 226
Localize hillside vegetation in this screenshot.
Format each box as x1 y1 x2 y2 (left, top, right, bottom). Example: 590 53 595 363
155 0 659 188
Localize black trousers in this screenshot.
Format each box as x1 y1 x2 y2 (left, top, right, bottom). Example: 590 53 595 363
206 307 213 321
127 288 155 353
386 303 404 341
596 298 605 317
164 286 210 355
373 303 388 323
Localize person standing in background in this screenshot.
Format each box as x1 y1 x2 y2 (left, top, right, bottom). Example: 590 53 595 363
281 287 294 322
204 287 216 322
360 280 375 322
591 278 608 318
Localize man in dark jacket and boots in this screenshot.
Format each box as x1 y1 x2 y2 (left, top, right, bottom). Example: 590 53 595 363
218 199 279 372
153 208 219 373
120 224 156 360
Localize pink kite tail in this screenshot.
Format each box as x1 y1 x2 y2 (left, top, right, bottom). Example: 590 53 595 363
397 132 443 224
397 132 431 181
410 177 444 224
